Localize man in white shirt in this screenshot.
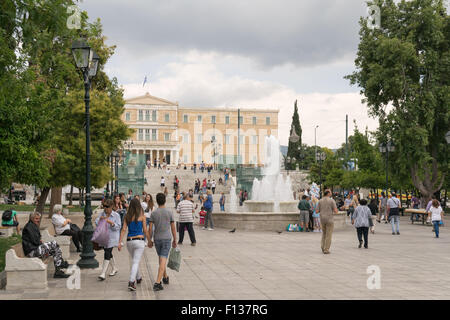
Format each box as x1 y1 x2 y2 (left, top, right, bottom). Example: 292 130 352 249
211 180 216 194
176 194 197 246
51 204 83 252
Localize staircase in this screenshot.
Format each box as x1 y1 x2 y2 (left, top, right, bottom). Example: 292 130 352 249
143 167 231 203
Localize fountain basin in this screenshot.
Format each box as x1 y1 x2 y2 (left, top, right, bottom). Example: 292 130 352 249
244 200 298 213
211 212 348 232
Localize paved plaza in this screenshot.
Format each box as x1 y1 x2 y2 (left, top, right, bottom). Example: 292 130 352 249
1 216 449 300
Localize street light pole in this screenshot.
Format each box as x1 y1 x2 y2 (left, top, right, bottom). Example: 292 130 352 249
316 152 326 198
113 150 119 195
314 125 319 163
72 39 99 269
379 141 395 194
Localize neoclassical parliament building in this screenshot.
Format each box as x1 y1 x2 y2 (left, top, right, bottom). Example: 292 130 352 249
121 93 279 166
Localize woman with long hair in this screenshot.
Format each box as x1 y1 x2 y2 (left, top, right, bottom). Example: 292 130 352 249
118 198 148 291
142 193 154 228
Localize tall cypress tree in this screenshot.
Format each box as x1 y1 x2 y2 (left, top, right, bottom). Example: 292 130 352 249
287 100 302 169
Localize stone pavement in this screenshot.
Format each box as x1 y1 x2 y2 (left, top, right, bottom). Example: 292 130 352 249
1 216 449 300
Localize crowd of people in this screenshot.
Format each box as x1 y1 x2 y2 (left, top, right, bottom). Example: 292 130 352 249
296 189 446 254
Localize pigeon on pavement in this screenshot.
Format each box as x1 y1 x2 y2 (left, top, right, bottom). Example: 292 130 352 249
229 228 236 233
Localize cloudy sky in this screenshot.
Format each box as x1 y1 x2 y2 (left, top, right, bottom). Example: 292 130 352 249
78 0 380 148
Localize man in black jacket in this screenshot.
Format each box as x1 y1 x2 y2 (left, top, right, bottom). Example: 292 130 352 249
22 212 70 278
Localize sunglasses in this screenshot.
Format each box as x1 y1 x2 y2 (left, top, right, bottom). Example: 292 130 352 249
104 206 111 208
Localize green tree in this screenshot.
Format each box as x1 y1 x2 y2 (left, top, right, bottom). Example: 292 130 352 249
287 100 302 170
346 0 449 203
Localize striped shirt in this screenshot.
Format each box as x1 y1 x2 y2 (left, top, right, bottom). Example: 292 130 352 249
176 200 195 223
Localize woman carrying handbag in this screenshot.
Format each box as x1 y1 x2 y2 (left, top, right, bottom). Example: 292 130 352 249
95 199 121 281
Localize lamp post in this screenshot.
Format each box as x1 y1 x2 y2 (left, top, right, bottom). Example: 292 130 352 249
105 155 110 200
112 150 119 195
72 40 100 268
379 141 395 194
286 156 291 175
314 125 319 163
316 152 326 197
72 39 100 269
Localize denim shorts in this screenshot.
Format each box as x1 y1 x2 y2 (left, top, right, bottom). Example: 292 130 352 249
154 239 171 258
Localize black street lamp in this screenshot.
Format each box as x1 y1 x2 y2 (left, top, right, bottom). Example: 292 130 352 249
105 155 110 200
316 152 326 197
112 150 120 195
72 39 100 269
379 141 395 194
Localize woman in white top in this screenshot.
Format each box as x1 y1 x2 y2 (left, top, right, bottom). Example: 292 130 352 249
142 193 155 241
428 199 444 238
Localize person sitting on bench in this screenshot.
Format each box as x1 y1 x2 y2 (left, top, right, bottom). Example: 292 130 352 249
52 204 83 252
2 208 20 234
22 212 70 278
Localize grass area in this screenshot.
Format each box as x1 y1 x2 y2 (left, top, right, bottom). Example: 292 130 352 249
0 204 84 213
0 234 22 272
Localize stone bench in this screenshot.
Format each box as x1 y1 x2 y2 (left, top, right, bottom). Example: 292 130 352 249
5 243 50 291
0 226 16 238
41 228 71 260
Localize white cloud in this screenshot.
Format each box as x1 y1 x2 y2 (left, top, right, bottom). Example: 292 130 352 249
121 52 378 149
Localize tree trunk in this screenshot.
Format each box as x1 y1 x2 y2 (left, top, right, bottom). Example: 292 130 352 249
49 187 62 218
36 187 50 214
69 185 73 206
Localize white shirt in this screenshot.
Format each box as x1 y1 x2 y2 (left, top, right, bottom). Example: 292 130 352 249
387 197 400 208
212 181 216 188
52 213 70 234
161 178 165 184
430 206 443 221
141 202 148 211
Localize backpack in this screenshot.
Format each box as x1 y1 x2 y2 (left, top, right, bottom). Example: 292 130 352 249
2 209 13 221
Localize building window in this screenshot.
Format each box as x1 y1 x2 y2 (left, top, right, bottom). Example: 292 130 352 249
253 155 257 164
145 110 150 121
183 114 188 123
225 116 230 124
152 110 156 122
211 116 216 124
252 117 257 125
239 116 243 125
138 110 143 121
184 155 188 163
197 115 202 122
197 134 203 144
266 117 270 125
125 112 130 121
145 129 150 141
165 113 170 122
183 134 189 143
239 135 243 145
164 133 171 141
252 135 257 145
198 155 202 163
138 129 143 141
225 134 230 144
152 129 157 141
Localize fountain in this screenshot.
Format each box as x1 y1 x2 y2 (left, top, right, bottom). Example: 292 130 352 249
244 135 298 213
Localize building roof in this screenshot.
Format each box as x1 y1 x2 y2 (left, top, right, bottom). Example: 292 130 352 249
125 92 178 106
178 106 279 113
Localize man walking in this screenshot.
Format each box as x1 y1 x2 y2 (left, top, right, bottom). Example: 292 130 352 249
148 193 177 291
387 192 401 235
316 189 338 254
176 194 197 246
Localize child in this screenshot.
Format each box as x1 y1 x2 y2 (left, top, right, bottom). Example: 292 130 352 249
148 193 177 291
310 196 321 232
198 206 206 226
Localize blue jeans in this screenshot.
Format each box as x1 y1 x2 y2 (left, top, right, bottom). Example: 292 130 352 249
433 221 440 237
390 215 400 233
220 204 225 211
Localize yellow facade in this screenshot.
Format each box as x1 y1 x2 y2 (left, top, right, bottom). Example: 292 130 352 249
122 93 278 166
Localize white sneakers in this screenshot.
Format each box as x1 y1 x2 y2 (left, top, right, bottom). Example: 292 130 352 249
208 228 214 231
109 257 118 276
